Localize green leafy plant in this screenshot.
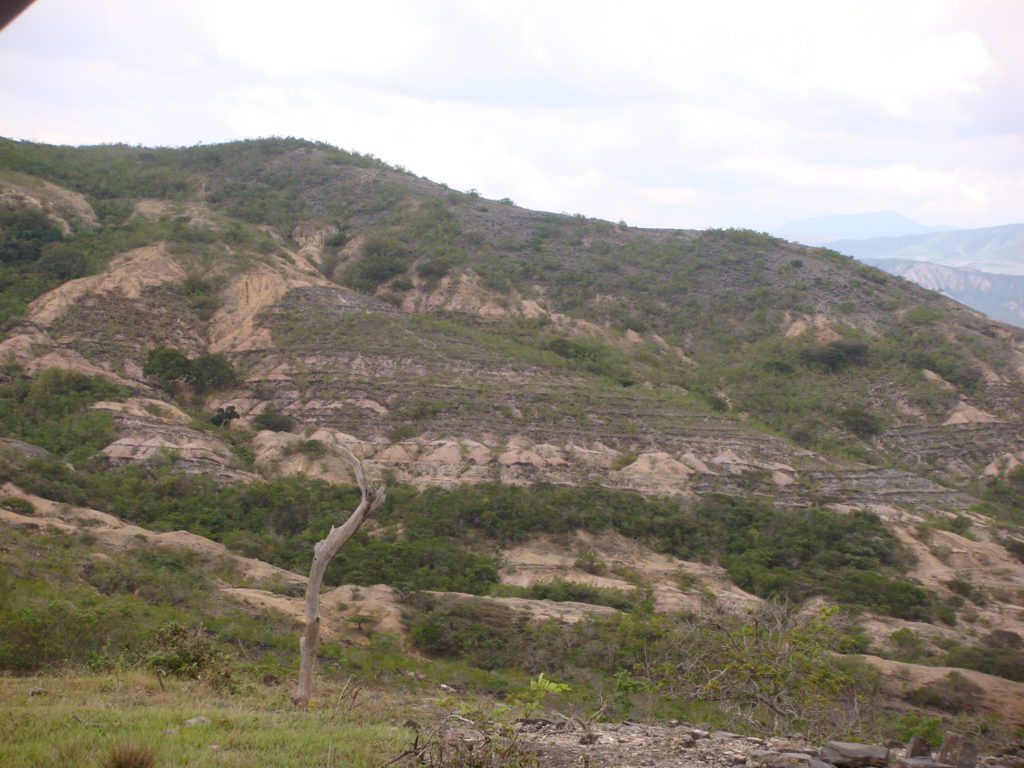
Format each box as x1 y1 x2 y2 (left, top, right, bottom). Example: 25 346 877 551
146 622 234 688
0 495 35 515
251 407 293 432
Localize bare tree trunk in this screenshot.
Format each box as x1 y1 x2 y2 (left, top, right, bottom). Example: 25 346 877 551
292 446 385 707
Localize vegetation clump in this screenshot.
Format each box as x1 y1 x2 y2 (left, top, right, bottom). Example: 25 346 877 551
250 407 294 432
0 367 125 463
143 346 238 397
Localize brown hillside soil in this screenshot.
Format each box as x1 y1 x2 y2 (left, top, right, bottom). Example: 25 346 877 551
868 655 1024 724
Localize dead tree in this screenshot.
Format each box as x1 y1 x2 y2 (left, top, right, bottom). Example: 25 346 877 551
292 446 385 707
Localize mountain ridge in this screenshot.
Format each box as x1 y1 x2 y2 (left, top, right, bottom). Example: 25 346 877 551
863 258 1024 328
774 211 957 246
833 223 1024 275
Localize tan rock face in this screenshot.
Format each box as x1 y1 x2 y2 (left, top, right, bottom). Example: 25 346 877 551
402 273 512 316
623 452 694 477
420 440 463 464
33 244 187 326
91 398 191 424
943 399 999 425
923 369 957 390
0 175 97 233
90 405 252 481
208 270 293 353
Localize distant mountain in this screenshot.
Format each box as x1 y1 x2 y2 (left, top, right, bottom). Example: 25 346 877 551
833 223 1024 275
864 258 1024 327
774 211 956 246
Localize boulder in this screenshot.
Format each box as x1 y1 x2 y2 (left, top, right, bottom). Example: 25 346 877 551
821 741 889 768
750 749 836 768
907 735 933 759
895 759 954 768
938 734 978 768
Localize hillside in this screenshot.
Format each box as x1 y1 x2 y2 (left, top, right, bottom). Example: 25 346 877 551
3 136 1024 736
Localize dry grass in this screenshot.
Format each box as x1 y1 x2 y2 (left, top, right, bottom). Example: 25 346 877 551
103 743 158 768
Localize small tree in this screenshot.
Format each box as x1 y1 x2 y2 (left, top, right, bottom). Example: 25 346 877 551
143 346 191 387
188 353 238 394
252 407 293 432
210 405 240 428
669 602 877 737
292 446 385 707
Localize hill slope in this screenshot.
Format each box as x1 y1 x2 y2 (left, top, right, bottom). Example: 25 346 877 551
4 137 1024 700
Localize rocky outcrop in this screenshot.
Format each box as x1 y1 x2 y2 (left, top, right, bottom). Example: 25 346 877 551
514 723 984 768
95 405 252 482
820 742 888 768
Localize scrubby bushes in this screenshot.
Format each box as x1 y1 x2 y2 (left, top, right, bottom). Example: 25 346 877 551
0 367 125 462
0 439 929 618
490 579 639 611
145 622 233 685
380 484 923 617
405 595 525 669
250 407 293 432
402 596 880 737
799 340 869 372
0 526 291 676
343 235 411 291
143 346 238 397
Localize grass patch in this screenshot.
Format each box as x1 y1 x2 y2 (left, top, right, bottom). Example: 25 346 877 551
0 673 409 768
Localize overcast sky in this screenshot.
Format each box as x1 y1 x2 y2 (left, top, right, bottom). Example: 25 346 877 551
1 0 1021 232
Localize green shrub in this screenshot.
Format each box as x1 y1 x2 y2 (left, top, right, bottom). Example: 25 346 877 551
943 644 1024 682
904 671 982 713
144 347 237 395
0 367 125 461
326 536 500 594
0 205 63 264
405 596 525 668
492 579 637 611
0 580 155 672
799 340 869 372
893 711 944 745
945 578 987 606
0 495 35 515
284 439 328 458
838 408 882 436
573 549 607 575
343 235 410 291
143 346 192 386
251 408 293 432
889 627 927 661
146 622 233 686
188 353 238 394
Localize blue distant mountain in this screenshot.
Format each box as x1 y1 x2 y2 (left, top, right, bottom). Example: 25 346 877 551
831 223 1024 275
861 258 1024 328
773 211 957 246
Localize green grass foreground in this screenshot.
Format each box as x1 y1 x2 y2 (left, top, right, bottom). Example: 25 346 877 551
0 672 416 768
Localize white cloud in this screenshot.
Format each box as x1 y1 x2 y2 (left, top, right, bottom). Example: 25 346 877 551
0 0 1019 230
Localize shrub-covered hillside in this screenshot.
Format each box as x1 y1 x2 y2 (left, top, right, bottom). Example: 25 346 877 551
3 136 1024 731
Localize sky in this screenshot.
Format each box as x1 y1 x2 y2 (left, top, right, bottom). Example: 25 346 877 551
0 0 1021 232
